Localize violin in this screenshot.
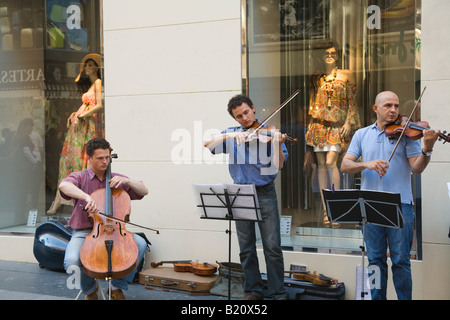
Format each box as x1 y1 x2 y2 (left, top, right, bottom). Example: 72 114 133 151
151 260 218 276
246 120 298 144
384 87 449 165
80 154 139 280
286 270 335 286
245 89 300 144
385 115 450 143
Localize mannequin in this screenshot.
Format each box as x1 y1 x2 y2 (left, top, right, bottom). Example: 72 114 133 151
47 54 103 214
305 43 360 225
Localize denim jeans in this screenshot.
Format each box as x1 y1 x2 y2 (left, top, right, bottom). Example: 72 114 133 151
235 183 287 299
364 203 415 300
64 229 147 294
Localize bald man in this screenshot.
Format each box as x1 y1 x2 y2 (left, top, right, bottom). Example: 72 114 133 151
341 91 439 300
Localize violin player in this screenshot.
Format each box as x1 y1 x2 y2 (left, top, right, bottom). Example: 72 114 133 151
204 94 289 300
60 138 149 300
341 91 440 300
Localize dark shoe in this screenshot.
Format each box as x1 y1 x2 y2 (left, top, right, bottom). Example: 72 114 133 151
84 289 98 300
242 292 263 300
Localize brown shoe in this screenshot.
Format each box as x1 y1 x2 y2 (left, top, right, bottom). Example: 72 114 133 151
109 289 126 300
84 289 98 300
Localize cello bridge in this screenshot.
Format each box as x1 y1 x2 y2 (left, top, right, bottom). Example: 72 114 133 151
103 224 115 232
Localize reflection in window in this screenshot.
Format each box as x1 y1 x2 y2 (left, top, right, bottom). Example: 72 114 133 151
243 0 421 257
0 0 102 232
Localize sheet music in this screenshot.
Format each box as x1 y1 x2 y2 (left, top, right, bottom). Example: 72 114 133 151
225 184 261 221
193 184 228 218
193 183 261 221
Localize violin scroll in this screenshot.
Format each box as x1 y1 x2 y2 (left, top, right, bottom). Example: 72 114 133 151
150 261 164 268
438 130 450 144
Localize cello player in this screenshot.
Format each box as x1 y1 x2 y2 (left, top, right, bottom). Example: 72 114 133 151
60 137 148 300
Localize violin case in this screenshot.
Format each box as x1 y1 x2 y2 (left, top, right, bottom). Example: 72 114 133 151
261 274 345 300
139 267 218 294
33 220 73 271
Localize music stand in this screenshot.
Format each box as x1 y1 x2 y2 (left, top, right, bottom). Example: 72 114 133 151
193 184 262 300
322 189 403 300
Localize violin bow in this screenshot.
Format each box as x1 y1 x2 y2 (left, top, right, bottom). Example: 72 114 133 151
387 86 427 163
248 89 300 138
80 205 160 234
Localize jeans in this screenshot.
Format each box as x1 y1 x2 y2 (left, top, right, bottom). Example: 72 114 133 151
235 182 287 299
364 203 415 300
64 229 147 294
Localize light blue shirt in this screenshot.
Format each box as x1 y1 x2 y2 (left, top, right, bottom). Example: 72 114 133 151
209 121 289 186
346 122 422 204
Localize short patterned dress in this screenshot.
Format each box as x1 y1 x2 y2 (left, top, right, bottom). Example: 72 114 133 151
54 91 100 205
305 79 360 153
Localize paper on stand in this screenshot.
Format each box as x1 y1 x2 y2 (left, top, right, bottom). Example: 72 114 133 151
193 183 261 221
225 184 261 221
193 184 228 219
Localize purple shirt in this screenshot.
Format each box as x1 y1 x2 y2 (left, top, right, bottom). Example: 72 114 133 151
60 167 144 229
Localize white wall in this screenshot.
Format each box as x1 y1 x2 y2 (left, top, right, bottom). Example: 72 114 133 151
419 0 450 300
102 0 243 264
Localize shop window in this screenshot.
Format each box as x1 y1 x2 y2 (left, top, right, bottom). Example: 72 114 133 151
0 0 103 232
242 0 422 258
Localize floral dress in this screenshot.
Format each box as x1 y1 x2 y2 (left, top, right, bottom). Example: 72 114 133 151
54 91 100 205
305 80 360 153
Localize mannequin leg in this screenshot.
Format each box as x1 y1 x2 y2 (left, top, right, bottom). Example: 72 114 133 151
325 151 340 226
326 151 340 190
315 152 328 223
316 151 340 225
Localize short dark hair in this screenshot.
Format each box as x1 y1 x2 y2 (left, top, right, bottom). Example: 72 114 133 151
86 138 111 156
227 94 254 117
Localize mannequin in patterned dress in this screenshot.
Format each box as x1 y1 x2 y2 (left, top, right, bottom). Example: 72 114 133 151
305 44 360 225
47 54 103 214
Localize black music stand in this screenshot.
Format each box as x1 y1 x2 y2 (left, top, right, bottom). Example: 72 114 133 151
322 189 403 300
193 184 262 300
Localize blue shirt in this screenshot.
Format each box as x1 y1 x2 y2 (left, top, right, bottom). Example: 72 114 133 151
209 122 289 186
346 122 422 204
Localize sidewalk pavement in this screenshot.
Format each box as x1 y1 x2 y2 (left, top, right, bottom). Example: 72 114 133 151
0 260 227 300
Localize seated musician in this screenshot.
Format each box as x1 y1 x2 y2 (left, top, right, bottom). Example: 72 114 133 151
60 138 148 300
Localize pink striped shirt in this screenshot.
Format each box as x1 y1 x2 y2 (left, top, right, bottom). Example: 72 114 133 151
60 167 143 229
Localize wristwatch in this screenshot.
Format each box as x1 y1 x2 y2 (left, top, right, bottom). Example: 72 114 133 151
422 149 432 157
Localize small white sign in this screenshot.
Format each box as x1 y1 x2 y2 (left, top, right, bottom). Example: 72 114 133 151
280 215 292 235
27 209 38 227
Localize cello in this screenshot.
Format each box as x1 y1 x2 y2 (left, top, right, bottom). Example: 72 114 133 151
80 153 139 280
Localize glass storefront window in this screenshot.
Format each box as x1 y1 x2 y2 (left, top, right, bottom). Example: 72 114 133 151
243 0 422 257
0 0 103 232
